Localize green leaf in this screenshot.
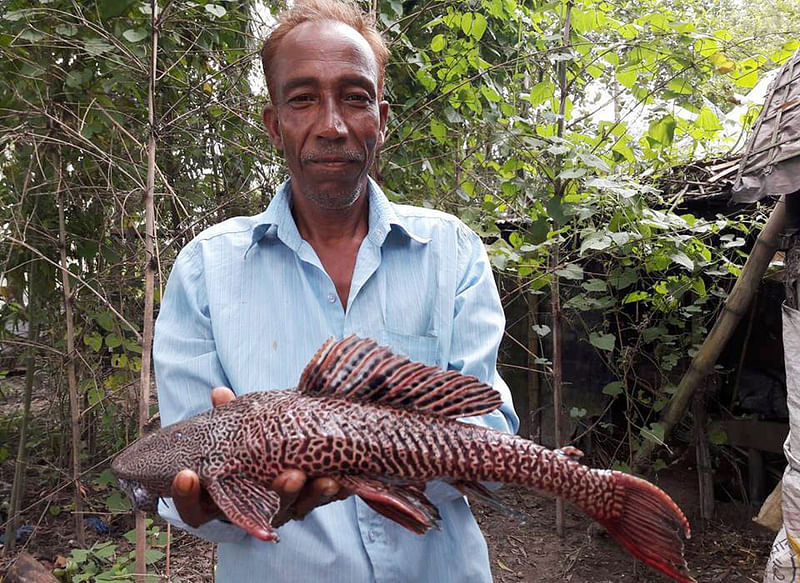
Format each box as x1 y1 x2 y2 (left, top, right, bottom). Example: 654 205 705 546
87 387 104 407
555 263 583 281
589 332 615 351
695 106 722 131
144 549 164 565
623 290 649 303
105 333 122 348
430 119 446 142
558 168 586 180
83 332 103 352
671 252 694 271
602 381 623 397
470 13 487 40
570 407 587 418
84 39 114 56
123 28 148 43
582 279 607 292
205 4 227 18
94 311 115 331
648 116 676 146
461 12 473 36
666 77 693 95
106 491 132 513
579 232 612 255
524 81 554 106
430 34 446 52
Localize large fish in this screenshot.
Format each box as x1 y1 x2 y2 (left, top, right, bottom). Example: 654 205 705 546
112 335 693 582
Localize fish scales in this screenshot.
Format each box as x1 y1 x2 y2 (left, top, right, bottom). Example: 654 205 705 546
112 335 695 583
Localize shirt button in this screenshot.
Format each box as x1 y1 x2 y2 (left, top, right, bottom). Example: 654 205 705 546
368 529 377 542
327 293 336 303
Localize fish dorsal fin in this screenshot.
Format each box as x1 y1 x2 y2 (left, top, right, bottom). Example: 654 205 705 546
298 336 502 418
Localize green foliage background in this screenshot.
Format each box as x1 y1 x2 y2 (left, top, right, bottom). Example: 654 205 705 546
0 0 798 555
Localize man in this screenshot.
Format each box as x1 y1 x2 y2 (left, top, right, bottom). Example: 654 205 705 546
153 0 519 580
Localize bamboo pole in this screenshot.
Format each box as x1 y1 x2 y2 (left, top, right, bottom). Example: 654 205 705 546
550 0 572 538
135 0 159 579
633 196 786 473
56 166 86 547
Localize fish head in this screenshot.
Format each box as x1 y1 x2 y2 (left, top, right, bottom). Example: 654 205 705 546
111 413 217 511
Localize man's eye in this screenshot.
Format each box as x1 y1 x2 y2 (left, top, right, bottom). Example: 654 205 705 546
346 94 370 103
289 95 314 104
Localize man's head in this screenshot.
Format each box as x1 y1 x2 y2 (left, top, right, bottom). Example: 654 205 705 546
260 0 390 211
261 0 389 102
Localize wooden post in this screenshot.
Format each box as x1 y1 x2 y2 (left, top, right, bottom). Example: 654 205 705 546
693 386 714 527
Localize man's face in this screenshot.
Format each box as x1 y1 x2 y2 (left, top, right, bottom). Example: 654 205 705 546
262 21 389 210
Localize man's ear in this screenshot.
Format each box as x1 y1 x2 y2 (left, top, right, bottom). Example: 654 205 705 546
377 100 389 148
262 105 283 151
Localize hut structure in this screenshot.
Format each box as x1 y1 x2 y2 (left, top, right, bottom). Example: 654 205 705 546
726 47 800 583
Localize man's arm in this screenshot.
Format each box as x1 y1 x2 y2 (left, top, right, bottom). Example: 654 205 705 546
426 223 520 505
154 243 346 541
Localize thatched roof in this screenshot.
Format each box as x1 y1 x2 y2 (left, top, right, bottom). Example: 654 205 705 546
733 48 800 202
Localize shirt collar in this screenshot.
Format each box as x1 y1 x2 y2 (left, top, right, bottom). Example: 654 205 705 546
246 177 429 256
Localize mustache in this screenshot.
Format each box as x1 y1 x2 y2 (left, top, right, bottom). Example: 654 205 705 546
301 149 365 163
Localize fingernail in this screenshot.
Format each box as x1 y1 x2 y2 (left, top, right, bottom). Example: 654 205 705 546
322 486 338 497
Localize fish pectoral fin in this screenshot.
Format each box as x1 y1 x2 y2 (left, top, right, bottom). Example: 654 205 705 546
337 476 440 535
206 476 281 542
450 480 527 523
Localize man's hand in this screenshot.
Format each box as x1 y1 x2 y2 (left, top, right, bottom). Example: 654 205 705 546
170 386 349 529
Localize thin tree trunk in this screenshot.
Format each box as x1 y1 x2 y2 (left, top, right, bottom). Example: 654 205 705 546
526 291 541 442
57 170 86 547
550 0 572 538
135 1 159 579
4 264 40 555
633 196 786 473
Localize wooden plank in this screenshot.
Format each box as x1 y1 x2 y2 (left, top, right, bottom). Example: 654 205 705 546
720 419 788 454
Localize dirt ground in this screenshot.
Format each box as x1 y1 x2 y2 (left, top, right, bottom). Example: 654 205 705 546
0 465 774 583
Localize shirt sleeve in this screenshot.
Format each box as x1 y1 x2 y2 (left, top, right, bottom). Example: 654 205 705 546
426 223 520 505
153 241 247 543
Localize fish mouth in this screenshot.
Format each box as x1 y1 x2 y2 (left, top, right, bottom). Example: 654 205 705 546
118 479 160 512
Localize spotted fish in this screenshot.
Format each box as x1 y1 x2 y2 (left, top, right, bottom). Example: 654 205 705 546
111 335 694 582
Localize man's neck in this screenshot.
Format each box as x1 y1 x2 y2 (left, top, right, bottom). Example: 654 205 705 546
290 184 370 246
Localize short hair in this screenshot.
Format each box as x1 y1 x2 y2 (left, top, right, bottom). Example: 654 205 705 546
260 0 390 100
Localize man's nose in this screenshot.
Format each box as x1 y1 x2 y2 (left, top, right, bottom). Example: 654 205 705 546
316 97 347 139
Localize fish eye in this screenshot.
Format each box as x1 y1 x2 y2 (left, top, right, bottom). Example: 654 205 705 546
172 431 184 441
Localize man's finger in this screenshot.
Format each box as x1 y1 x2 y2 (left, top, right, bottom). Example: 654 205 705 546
293 478 341 518
211 386 235 408
172 469 202 527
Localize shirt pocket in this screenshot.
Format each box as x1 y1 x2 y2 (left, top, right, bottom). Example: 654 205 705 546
381 329 441 368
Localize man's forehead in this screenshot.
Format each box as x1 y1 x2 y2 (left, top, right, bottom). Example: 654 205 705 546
275 20 379 80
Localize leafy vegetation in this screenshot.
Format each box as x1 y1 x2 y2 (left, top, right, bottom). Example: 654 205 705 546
0 0 798 567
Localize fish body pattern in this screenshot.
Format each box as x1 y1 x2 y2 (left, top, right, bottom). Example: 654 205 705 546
112 335 694 583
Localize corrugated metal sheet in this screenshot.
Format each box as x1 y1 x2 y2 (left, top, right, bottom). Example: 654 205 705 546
733 49 800 203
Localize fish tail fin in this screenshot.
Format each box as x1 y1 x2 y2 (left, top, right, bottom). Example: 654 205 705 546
591 472 695 583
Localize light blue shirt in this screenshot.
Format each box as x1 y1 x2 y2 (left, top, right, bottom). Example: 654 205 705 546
154 178 519 583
